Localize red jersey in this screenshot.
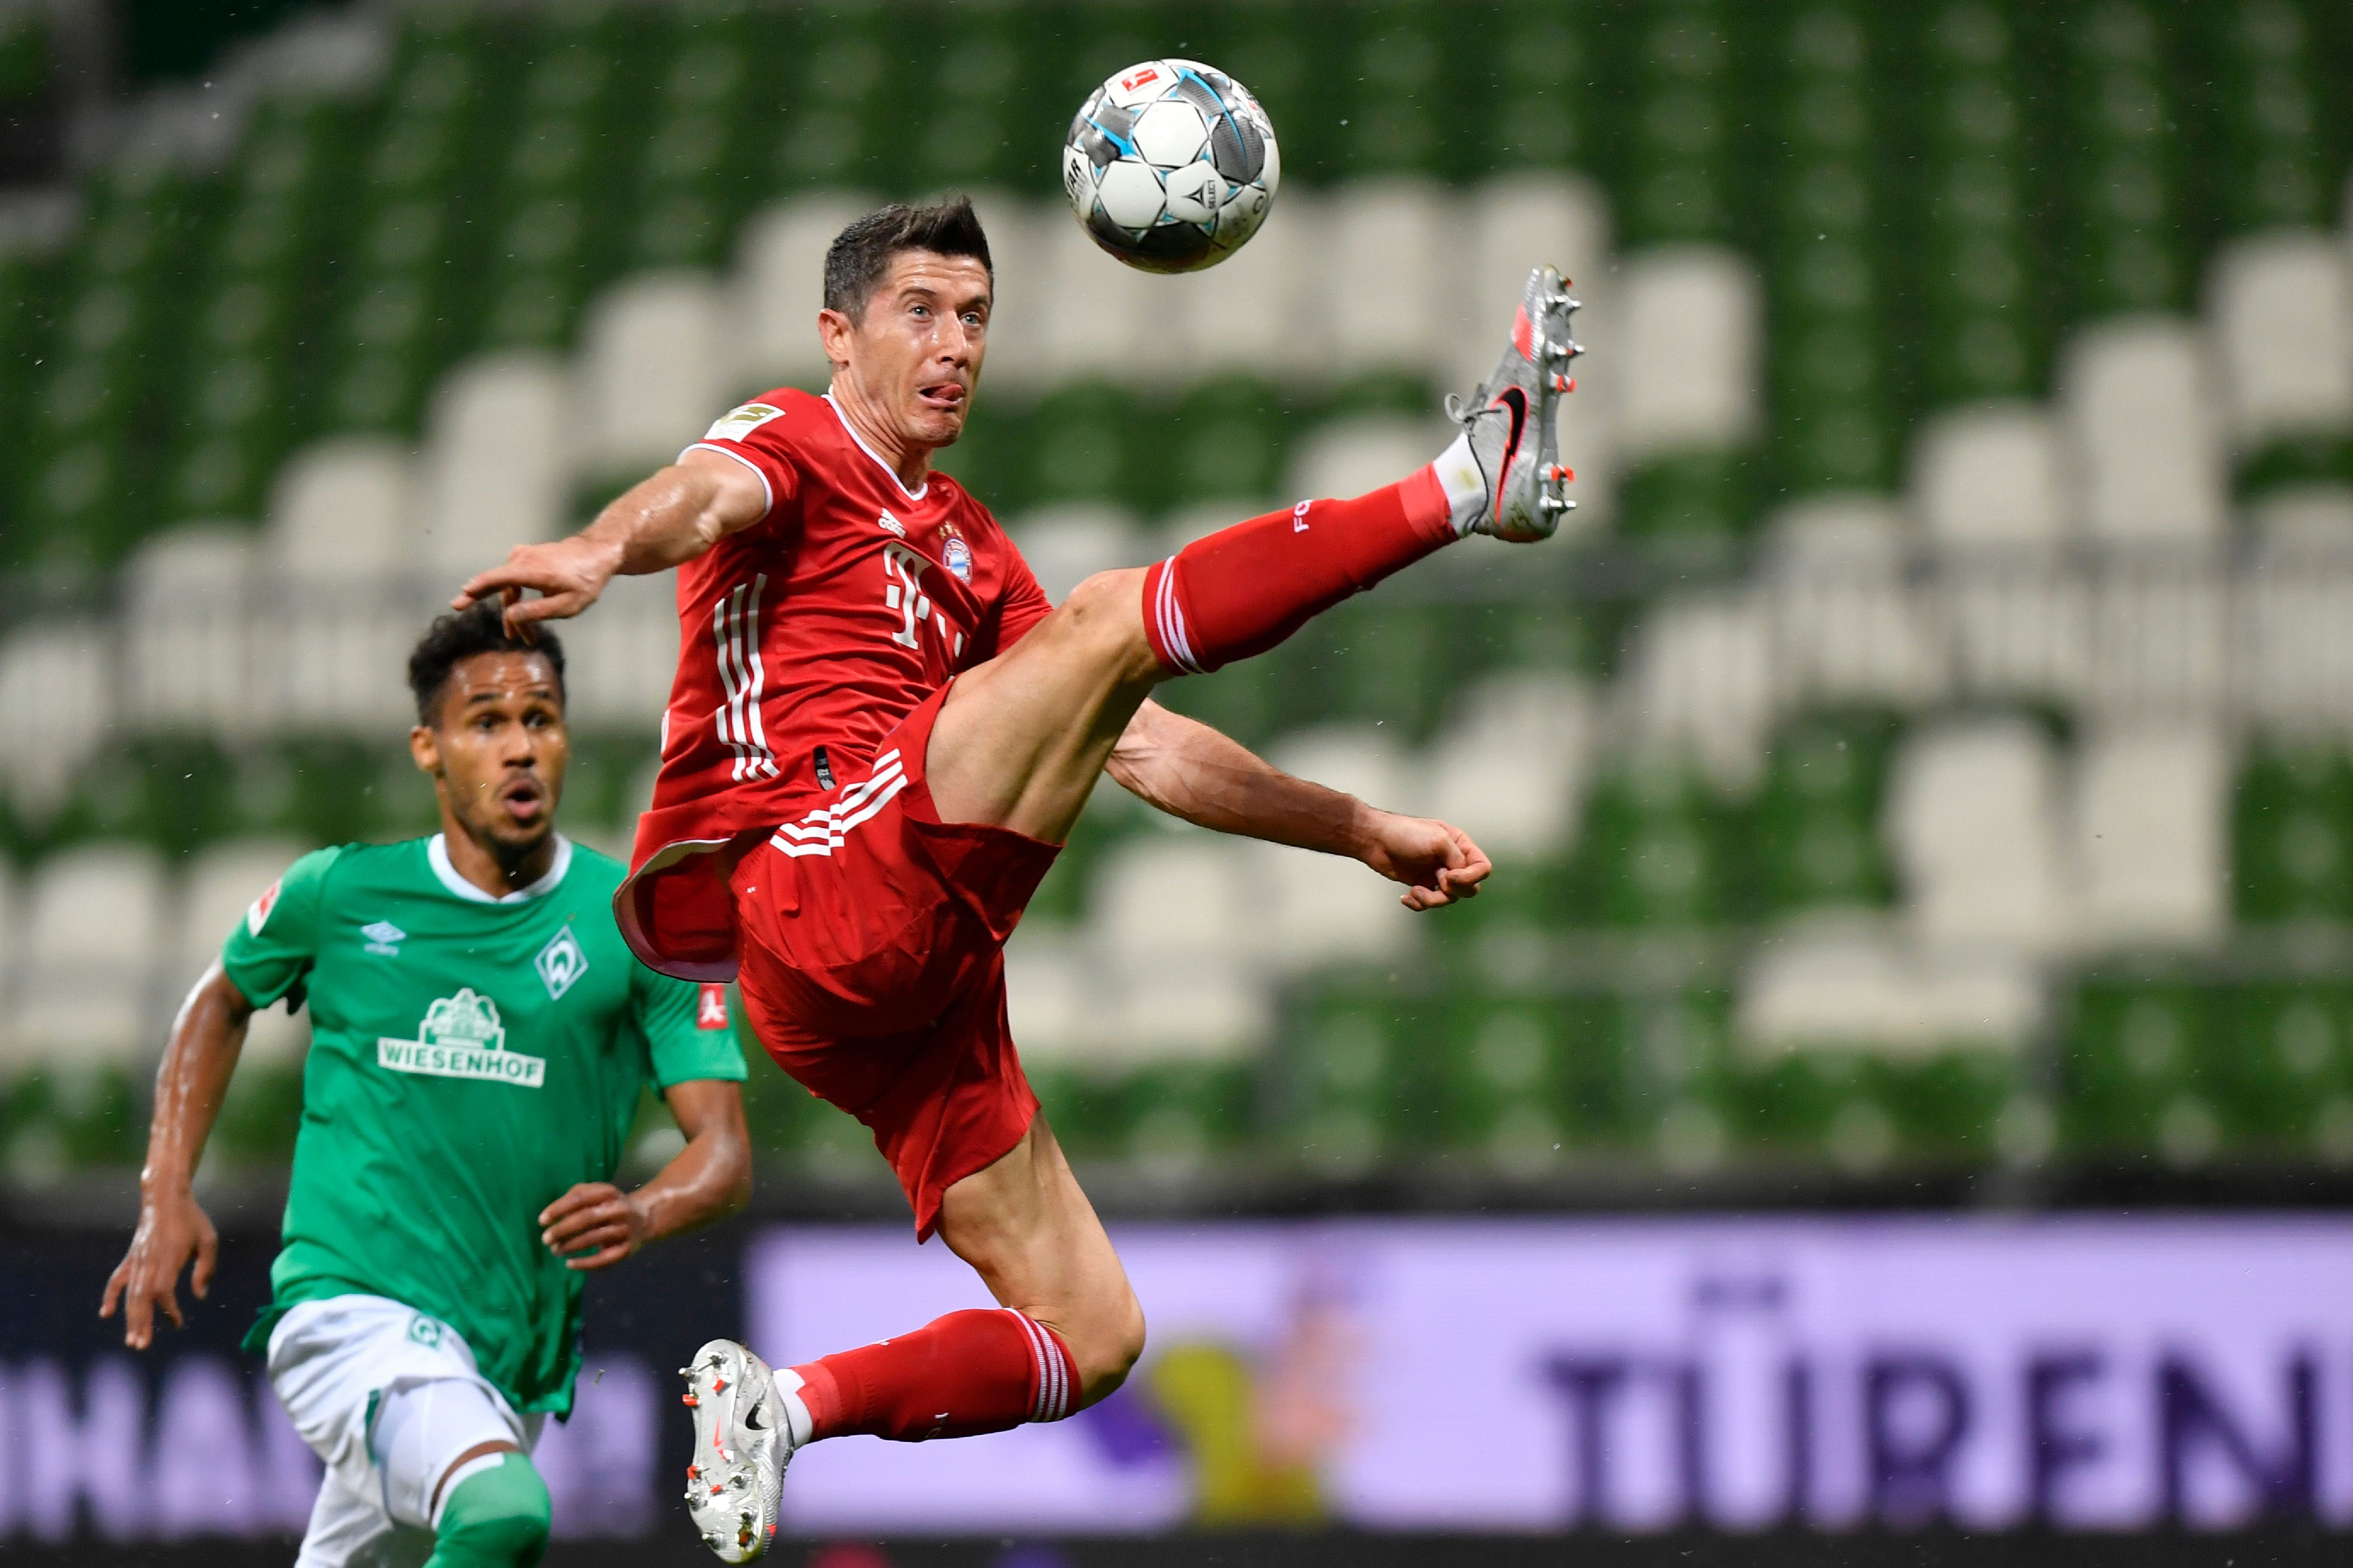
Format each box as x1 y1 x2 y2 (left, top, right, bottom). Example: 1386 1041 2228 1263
619 388 1052 978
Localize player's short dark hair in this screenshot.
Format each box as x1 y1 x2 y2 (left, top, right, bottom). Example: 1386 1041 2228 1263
823 196 993 323
406 602 567 727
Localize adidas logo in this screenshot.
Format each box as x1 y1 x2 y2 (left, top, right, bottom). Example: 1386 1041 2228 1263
877 509 906 537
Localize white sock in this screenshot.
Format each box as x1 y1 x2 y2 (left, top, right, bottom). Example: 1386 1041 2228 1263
1431 430 1488 536
773 1367 816 1447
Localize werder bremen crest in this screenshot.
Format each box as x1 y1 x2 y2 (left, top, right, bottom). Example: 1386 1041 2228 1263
377 988 545 1087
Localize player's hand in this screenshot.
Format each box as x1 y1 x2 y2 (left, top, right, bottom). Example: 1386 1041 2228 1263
1355 810 1491 910
540 1182 651 1271
452 536 624 636
100 1187 219 1349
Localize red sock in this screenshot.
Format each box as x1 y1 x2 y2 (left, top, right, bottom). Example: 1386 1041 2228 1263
1142 467 1454 674
788 1308 1077 1443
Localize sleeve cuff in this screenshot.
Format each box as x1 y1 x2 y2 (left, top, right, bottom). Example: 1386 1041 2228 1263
681 441 777 522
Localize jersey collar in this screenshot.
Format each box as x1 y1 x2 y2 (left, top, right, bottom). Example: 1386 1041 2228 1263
427 833 573 904
823 392 930 503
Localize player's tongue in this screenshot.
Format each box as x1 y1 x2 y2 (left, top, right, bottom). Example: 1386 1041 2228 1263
917 380 965 411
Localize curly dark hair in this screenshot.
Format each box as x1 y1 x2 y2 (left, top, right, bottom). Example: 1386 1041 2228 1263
405 601 567 726
823 196 993 323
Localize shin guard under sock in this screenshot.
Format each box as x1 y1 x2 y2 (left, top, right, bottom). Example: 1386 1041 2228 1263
1141 467 1455 674
789 1308 1077 1443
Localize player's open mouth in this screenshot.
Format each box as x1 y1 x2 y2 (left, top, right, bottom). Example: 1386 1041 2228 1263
917 382 966 412
501 780 547 822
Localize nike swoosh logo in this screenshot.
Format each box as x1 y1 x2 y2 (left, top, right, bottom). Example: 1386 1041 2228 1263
1489 388 1528 525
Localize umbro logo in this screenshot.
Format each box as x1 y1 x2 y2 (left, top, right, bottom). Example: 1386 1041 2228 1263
362 920 406 956
877 509 906 537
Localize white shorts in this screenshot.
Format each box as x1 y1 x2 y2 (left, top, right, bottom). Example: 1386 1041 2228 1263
267 1294 546 1568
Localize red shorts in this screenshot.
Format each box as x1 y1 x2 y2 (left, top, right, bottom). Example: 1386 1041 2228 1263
726 685 1061 1240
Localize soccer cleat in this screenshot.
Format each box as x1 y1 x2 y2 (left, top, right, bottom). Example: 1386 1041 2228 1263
681 1339 802 1562
1443 264 1581 542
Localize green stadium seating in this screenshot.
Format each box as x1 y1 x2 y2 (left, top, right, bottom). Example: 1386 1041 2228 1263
2233 746 2353 923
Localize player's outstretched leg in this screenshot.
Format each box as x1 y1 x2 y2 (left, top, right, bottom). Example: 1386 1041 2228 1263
681 1120 1122 1564
924 264 1581 842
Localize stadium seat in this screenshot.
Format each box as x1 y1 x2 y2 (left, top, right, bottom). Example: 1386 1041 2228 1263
1279 988 1421 1174
1762 499 1946 711
414 354 572 575
1032 207 1155 385
1166 191 1316 382
1104 955 1273 1063
559 571 680 732
1910 403 2067 553
2059 317 2227 551
1885 717 2069 954
0 623 114 821
2233 744 2353 922
2206 231 2353 459
1246 835 1420 977
1089 835 1257 966
1327 178 1451 380
172 839 311 1067
120 527 258 737
1435 996 1569 1172
4 842 170 1067
1615 246 1763 463
1422 669 1593 862
1453 171 1610 398
1001 924 1091 1064
265 437 414 582
1747 709 1899 916
1617 594 1773 785
733 191 878 392
2214 981 2353 1156
1006 505 1147 603
2072 724 2230 950
577 272 730 478
1736 918 2043 1055
1285 416 1449 508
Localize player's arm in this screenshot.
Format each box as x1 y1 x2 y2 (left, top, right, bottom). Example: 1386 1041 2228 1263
451 449 770 634
100 961 257 1348
1106 698 1490 911
538 1079 752 1272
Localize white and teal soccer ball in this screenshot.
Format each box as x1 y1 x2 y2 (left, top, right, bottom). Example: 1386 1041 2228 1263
1061 58 1280 275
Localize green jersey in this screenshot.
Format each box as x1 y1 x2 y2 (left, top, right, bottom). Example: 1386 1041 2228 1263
224 834 745 1416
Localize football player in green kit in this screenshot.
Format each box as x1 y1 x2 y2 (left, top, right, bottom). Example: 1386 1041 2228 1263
102 603 752 1568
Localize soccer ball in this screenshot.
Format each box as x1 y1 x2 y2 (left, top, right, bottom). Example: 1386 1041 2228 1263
1062 58 1280 275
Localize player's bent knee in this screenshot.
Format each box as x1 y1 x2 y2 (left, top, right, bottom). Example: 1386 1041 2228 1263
429 1454 551 1568
1052 568 1157 673
1070 1290 1148 1409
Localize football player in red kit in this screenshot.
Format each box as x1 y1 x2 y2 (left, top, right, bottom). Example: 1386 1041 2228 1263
455 197 1578 1559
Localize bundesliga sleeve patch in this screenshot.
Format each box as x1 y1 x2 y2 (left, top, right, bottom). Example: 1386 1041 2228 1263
246 878 282 936
703 402 785 442
697 984 731 1031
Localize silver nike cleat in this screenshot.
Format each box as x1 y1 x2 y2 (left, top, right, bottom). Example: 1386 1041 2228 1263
681 1339 801 1562
1444 264 1582 542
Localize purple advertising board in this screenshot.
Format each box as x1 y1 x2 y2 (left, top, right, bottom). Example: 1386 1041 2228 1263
750 1216 2353 1536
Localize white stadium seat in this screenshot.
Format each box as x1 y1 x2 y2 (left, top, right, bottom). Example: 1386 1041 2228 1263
958 192 1053 395
1006 505 1147 603
1455 170 1611 396
1252 726 1426 973
265 436 414 582
1101 954 1272 1061
3 842 171 1069
1286 414 1450 504
1089 835 1256 965
1032 206 1154 383
2207 230 2353 449
1325 177 1452 379
1615 245 1762 461
1885 717 2069 954
416 353 573 576
561 570 680 732
1737 919 2042 1056
2072 724 2230 951
2250 484 2353 558
1622 592 1775 788
173 839 312 1067
1909 402 2066 552
120 526 259 736
733 190 877 390
1166 189 1312 381
1424 670 1595 861
2060 316 2227 551
0 622 115 822
1001 924 1090 1063
578 270 730 478
1762 498 1948 710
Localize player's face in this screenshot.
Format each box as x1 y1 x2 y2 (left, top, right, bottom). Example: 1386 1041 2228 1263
409 651 570 857
830 250 992 452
